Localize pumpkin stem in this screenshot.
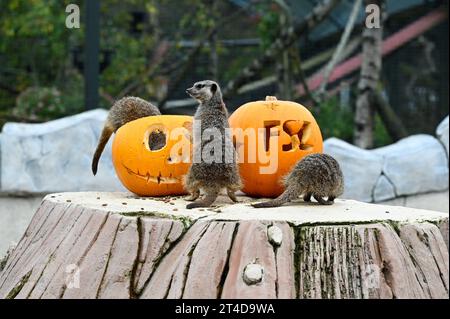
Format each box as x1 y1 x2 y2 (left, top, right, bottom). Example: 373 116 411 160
265 96 278 101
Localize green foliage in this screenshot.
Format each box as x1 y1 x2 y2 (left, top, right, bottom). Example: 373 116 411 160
14 86 63 121
314 96 393 147
0 0 164 121
373 114 393 148
315 96 354 142
255 2 282 50
0 0 83 119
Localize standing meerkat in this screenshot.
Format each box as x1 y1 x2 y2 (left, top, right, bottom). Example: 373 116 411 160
91 96 161 175
184 80 242 209
252 153 344 208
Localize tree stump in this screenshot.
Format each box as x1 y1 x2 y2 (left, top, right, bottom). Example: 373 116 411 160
0 192 448 299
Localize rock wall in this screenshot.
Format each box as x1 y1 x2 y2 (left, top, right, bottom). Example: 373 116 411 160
0 109 125 194
324 116 449 204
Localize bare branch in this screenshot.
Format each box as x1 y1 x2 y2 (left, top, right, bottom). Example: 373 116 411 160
318 0 362 96
158 1 259 110
372 90 408 141
223 0 341 99
117 41 171 99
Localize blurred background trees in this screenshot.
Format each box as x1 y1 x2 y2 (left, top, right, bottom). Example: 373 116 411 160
0 0 448 148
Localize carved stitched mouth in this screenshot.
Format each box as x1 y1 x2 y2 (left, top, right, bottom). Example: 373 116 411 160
123 165 180 184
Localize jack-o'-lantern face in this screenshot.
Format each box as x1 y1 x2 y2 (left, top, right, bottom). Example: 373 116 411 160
229 96 323 198
112 115 193 196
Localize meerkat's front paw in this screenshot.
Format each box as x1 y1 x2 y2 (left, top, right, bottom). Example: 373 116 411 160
185 190 200 201
314 195 334 205
227 189 239 203
185 195 197 201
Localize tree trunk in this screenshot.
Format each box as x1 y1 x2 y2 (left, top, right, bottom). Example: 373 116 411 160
0 192 448 299
354 0 384 148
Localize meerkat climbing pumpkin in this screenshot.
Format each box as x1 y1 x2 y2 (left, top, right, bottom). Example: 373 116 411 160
91 96 161 175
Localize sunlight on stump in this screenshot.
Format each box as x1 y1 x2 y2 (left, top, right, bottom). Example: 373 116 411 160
0 192 448 299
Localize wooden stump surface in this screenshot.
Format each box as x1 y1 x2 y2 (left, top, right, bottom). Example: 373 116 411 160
0 192 448 299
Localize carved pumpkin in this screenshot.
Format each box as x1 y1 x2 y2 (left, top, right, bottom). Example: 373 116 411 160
229 96 323 198
112 115 193 196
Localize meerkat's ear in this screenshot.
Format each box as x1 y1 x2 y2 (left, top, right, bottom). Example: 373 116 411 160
211 83 217 94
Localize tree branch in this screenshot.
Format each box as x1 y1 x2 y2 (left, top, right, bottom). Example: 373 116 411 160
117 40 171 99
372 90 408 141
158 1 258 110
291 47 317 108
222 0 340 99
318 0 361 96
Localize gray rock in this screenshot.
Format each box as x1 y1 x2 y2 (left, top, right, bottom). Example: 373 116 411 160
267 225 283 246
373 175 396 202
243 263 264 285
0 109 126 194
374 135 448 196
324 138 383 202
436 116 449 156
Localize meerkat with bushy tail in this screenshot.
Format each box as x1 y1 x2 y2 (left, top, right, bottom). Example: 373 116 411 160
91 96 161 175
184 80 242 209
252 153 344 208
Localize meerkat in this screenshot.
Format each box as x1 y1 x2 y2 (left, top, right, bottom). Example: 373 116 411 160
252 153 344 208
184 80 242 209
91 96 161 175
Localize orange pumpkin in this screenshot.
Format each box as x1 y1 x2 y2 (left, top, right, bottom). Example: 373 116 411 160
112 115 193 196
229 96 323 198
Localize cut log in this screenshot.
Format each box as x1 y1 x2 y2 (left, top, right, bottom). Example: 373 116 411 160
0 192 448 299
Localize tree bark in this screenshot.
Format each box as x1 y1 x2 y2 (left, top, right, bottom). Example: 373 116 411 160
0 192 448 299
354 0 384 148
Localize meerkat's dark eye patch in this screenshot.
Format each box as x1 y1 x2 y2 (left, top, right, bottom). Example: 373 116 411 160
195 84 204 89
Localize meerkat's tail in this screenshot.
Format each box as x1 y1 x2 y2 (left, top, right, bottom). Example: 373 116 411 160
251 198 286 208
186 189 219 209
92 122 114 175
252 188 296 208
